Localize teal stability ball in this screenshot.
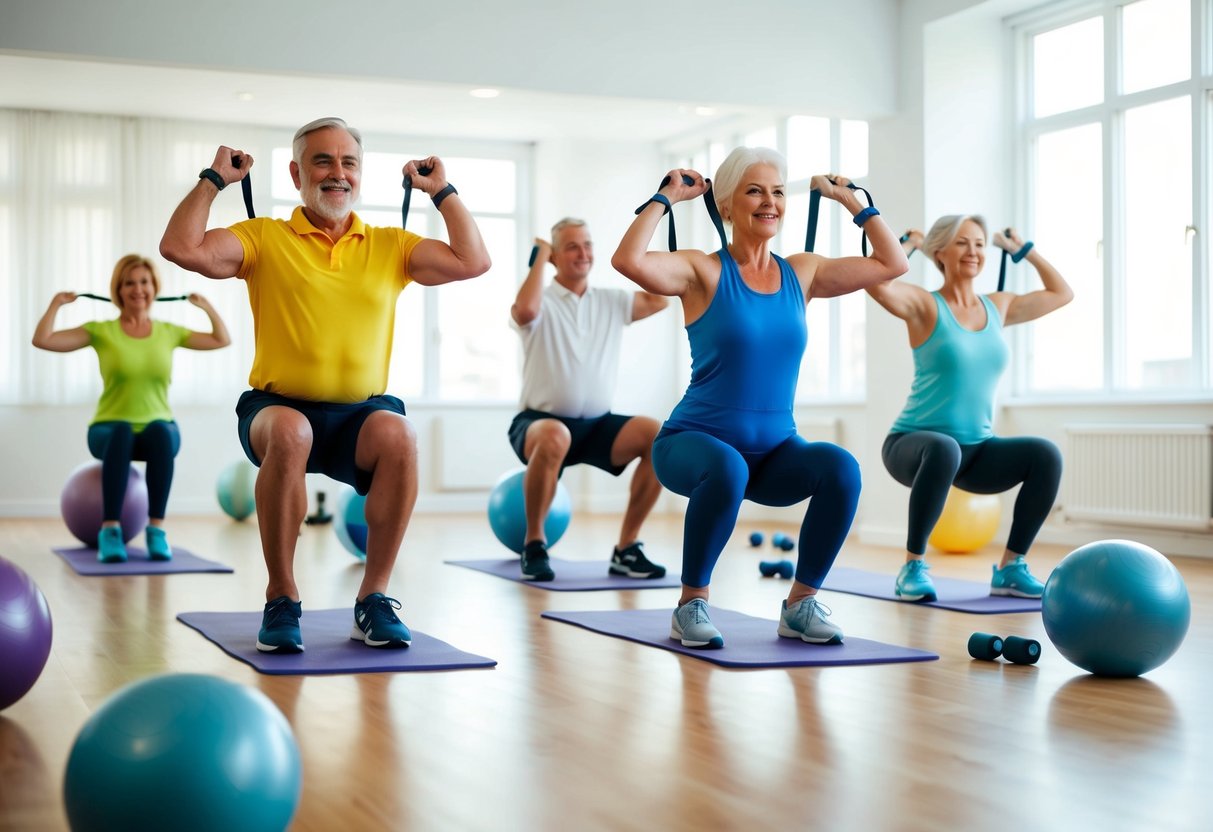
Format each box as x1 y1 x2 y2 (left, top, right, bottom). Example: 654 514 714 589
333 489 369 560
487 469 571 554
216 459 257 521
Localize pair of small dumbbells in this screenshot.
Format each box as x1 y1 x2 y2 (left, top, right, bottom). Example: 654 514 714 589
967 632 1041 665
758 560 794 579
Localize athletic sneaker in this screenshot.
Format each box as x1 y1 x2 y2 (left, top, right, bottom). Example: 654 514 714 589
895 559 937 602
990 557 1046 599
257 596 303 653
96 525 127 564
520 540 555 582
145 526 172 561
670 598 724 649
609 541 667 579
778 597 844 644
351 593 412 648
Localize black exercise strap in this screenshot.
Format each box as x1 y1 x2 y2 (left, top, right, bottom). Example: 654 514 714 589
997 230 1034 292
232 155 255 219
401 165 434 231
77 293 187 302
806 181 876 256
635 174 728 252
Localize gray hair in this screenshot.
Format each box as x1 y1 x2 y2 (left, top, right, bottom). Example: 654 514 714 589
550 217 588 247
712 146 788 225
921 214 989 272
292 117 363 164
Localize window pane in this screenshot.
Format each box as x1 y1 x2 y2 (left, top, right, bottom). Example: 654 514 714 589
1034 17 1103 117
361 151 416 208
779 191 811 255
786 116 829 182
1122 0 1190 94
271 147 297 201
840 120 869 179
1124 96 1192 389
837 293 865 397
1028 123 1103 392
797 301 829 398
387 289 424 399
443 158 516 213
437 217 520 400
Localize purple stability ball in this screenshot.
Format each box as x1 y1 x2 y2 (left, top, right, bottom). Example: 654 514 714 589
60 462 149 548
0 557 54 710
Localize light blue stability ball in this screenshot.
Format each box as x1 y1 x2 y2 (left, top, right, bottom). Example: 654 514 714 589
216 459 257 521
333 488 368 560
487 469 571 554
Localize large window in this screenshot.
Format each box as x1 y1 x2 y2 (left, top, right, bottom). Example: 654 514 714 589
663 114 871 402
1015 0 1212 396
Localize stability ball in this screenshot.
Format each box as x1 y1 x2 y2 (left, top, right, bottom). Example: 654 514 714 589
487 469 571 554
0 558 53 710
216 459 257 521
1041 540 1190 677
60 461 148 548
333 489 368 560
63 673 301 832
928 488 1000 554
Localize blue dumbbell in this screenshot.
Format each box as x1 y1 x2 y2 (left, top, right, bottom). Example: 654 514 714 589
759 560 794 580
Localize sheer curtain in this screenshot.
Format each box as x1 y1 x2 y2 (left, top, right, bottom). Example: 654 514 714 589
1 108 285 406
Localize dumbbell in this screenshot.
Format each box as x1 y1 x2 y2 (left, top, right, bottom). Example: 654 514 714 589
967 632 1041 665
770 532 795 552
748 531 764 547
759 560 794 580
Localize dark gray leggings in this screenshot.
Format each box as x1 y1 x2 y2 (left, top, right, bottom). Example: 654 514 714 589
881 431 1062 556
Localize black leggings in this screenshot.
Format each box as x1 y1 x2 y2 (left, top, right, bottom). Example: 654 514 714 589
881 431 1061 556
87 420 181 521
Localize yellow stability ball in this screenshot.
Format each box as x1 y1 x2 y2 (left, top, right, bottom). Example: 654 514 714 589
928 488 1001 554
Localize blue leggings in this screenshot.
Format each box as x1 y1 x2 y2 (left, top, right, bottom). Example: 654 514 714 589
653 430 861 588
881 431 1062 556
87 421 181 521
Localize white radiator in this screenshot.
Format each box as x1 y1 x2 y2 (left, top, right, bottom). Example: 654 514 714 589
1064 424 1213 531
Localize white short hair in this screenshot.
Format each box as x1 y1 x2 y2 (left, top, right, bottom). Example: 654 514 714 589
550 217 587 247
292 117 363 164
712 146 787 224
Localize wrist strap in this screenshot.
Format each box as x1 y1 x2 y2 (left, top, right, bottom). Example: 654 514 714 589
432 183 458 210
853 206 880 227
199 168 225 191
1011 241 1034 263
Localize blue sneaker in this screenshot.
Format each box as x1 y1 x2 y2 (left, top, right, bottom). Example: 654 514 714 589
990 557 1046 598
895 559 937 602
97 526 127 563
257 596 303 653
351 593 412 648
670 598 724 649
145 526 172 561
778 597 844 644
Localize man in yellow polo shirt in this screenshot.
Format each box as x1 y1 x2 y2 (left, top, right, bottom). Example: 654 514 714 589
160 117 491 653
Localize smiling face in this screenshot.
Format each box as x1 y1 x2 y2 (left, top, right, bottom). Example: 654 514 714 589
290 126 362 224
937 219 987 281
117 265 156 312
552 223 593 282
725 163 784 240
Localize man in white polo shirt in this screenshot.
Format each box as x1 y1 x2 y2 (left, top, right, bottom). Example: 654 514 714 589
509 217 670 581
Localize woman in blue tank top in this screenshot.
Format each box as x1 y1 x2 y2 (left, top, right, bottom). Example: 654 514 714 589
613 147 908 649
868 216 1073 603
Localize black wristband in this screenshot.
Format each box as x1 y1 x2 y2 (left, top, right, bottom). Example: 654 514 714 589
432 183 458 209
198 168 226 191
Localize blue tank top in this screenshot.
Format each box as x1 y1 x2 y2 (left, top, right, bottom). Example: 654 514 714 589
890 292 1008 444
663 248 806 454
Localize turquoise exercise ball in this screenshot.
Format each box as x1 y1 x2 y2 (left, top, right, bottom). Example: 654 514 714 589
487 469 571 554
216 459 257 521
333 488 368 560
63 673 301 832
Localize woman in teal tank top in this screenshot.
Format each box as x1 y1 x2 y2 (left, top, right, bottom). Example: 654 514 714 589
868 216 1073 603
32 254 231 563
614 147 909 649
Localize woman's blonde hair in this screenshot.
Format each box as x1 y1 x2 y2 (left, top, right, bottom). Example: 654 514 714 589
109 254 160 308
712 146 787 226
921 214 988 273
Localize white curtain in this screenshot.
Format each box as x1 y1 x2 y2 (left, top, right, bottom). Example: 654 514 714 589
0 108 288 406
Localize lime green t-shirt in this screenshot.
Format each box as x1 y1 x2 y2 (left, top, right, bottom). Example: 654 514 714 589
83 319 191 430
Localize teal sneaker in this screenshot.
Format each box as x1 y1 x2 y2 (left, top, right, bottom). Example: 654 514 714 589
520 540 555 582
670 598 724 649
778 597 844 645
257 596 303 653
97 526 127 563
351 593 412 648
990 557 1046 598
895 559 937 602
145 526 172 561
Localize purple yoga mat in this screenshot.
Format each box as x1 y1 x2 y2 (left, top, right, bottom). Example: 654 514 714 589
820 567 1042 614
177 608 497 675
446 557 682 591
53 546 234 576
541 607 938 668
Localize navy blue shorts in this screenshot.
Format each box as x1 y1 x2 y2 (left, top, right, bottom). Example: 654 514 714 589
236 389 407 495
507 409 632 476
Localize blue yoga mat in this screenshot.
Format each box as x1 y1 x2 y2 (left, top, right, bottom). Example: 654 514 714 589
177 608 497 675
541 607 938 668
820 567 1042 614
446 557 682 591
54 546 234 576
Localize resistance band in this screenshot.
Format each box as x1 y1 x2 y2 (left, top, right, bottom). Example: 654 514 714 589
996 229 1034 292
77 293 187 302
805 181 876 256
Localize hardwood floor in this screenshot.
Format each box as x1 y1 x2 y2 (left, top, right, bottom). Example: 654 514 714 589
0 512 1208 831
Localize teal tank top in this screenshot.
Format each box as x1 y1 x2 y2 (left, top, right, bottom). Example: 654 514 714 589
890 292 1008 444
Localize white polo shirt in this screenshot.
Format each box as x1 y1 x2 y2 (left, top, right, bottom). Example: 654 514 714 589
513 281 634 418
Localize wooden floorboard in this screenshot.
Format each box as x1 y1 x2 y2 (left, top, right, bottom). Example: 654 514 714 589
0 512 1209 831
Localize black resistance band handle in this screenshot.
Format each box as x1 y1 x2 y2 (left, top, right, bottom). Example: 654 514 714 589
401 165 434 231
77 293 188 302
232 155 255 219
